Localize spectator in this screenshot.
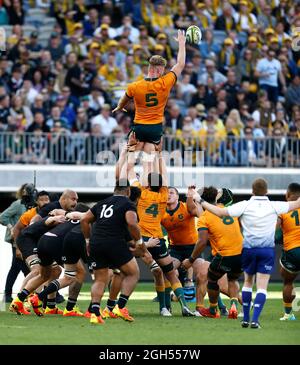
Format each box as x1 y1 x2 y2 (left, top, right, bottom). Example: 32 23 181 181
257 4 276 29
215 3 236 31
198 59 227 88
173 0 193 30
285 74 300 111
0 184 29 303
234 0 257 32
265 127 287 167
0 3 8 25
9 94 33 128
83 8 101 37
165 104 184 134
287 125 300 167
48 32 65 62
252 99 276 130
55 94 76 130
26 111 50 133
116 15 139 43
74 107 91 133
255 49 287 105
0 94 10 130
46 105 68 129
151 3 173 33
6 0 24 25
177 73 197 105
190 79 217 109
193 3 212 31
199 29 221 59
91 104 117 137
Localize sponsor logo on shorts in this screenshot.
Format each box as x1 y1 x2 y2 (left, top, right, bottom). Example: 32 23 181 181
264 265 272 271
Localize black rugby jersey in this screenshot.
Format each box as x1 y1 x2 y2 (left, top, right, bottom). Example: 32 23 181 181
90 195 136 241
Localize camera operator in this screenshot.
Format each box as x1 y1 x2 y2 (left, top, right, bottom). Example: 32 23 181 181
12 190 50 243
0 184 31 303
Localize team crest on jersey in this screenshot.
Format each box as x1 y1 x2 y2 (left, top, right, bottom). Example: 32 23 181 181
178 214 184 220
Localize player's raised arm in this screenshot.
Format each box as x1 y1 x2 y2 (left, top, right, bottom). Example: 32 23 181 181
186 185 200 217
112 93 131 114
200 200 229 218
171 29 186 78
287 196 300 212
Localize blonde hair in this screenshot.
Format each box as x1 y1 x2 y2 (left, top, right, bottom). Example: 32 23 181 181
16 183 28 199
149 55 167 67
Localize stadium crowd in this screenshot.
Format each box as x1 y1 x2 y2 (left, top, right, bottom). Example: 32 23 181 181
0 0 300 166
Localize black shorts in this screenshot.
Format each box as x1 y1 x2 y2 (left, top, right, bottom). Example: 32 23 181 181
63 231 87 265
89 239 133 270
132 123 163 144
209 253 242 279
169 244 198 262
280 247 300 274
17 234 38 260
143 236 168 261
37 235 63 267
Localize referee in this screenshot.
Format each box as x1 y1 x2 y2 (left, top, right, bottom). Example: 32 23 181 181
81 179 144 324
196 178 300 328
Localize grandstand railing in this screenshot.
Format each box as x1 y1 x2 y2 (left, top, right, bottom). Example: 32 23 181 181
0 132 299 167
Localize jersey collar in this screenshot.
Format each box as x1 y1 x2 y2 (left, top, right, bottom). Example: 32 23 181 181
166 202 180 216
144 77 158 81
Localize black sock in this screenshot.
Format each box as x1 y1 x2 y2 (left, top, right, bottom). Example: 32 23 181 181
91 302 101 317
107 298 117 312
38 280 60 301
47 300 56 309
66 297 77 311
87 301 93 313
18 289 30 302
117 294 129 309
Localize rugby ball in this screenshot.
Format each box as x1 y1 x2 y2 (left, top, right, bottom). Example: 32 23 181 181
186 25 202 45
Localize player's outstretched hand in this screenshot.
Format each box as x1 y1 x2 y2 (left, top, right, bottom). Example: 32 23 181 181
146 237 160 248
112 105 127 113
174 29 186 44
187 185 197 197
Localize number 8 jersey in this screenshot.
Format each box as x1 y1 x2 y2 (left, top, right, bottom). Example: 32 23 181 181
197 204 243 257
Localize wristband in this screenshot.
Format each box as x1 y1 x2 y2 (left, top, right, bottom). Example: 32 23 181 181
85 238 90 244
136 238 143 245
188 256 196 264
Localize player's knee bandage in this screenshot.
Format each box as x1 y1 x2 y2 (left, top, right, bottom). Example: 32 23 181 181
149 260 160 272
161 262 174 273
65 270 77 278
207 281 219 291
29 258 40 267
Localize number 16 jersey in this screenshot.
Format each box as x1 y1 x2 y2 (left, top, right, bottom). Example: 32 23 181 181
90 196 136 241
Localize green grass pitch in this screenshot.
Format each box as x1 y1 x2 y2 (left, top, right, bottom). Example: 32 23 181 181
0 283 299 345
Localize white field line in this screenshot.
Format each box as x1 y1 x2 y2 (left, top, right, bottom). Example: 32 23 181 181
77 291 284 301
